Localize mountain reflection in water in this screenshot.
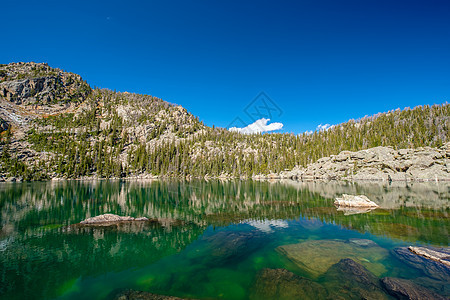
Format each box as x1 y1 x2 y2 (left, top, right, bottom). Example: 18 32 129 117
0 180 448 300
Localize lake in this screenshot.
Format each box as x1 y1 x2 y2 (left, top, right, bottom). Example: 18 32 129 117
0 180 448 299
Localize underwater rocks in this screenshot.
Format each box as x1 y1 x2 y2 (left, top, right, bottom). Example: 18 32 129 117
250 268 328 300
392 247 450 281
348 238 378 247
334 194 379 208
187 230 268 267
323 258 390 300
203 230 266 264
381 277 446 300
408 246 450 267
276 239 388 277
114 290 187 300
80 214 149 224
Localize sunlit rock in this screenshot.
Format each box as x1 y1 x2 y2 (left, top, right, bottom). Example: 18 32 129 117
334 194 379 208
392 247 450 281
408 246 450 267
80 213 149 224
276 239 388 277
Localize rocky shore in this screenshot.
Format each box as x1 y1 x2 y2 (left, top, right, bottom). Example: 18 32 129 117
273 142 450 182
1 139 448 183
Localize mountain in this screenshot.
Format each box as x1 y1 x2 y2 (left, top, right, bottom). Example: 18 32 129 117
0 62 448 181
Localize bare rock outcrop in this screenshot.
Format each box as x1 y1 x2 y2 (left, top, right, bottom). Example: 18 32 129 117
280 143 450 182
0 62 91 105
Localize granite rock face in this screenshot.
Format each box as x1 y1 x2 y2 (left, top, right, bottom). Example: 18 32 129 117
278 143 450 182
0 62 91 105
381 277 446 300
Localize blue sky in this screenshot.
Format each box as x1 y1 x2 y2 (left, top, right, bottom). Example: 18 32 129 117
1 0 449 133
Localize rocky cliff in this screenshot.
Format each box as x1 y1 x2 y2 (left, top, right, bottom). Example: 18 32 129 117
0 62 91 105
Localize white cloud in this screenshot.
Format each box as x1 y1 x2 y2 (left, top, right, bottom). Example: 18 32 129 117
316 123 333 131
245 219 289 233
229 118 283 134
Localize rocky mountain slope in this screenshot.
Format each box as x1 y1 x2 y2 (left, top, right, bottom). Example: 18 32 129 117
0 62 449 181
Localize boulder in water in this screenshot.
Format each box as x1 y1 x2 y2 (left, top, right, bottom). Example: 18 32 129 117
334 194 379 208
250 268 328 300
80 214 149 225
188 230 267 266
381 277 446 300
408 246 450 267
276 239 388 277
322 258 390 299
392 247 450 281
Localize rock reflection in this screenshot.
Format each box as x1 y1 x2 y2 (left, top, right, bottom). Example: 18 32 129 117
0 179 448 245
0 179 448 299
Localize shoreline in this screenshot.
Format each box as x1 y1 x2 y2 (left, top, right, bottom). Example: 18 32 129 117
1 174 449 183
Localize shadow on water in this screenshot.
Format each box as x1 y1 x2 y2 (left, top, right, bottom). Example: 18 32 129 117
0 179 448 299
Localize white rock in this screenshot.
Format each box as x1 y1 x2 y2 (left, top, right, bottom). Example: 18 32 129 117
334 194 379 208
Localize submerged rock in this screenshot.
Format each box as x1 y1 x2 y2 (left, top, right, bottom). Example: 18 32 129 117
187 230 267 267
80 214 149 224
348 238 378 247
381 277 446 300
413 276 450 298
322 258 390 299
334 194 379 208
276 239 388 277
392 247 450 281
408 246 450 267
114 290 187 300
250 268 328 300
203 230 266 265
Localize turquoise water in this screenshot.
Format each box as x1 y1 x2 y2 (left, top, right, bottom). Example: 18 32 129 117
0 180 448 299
